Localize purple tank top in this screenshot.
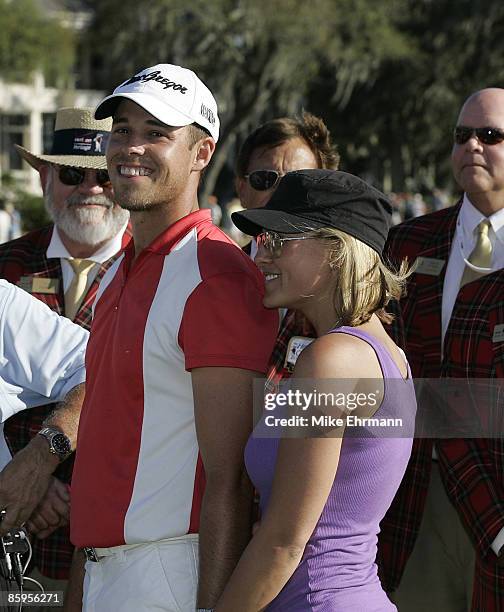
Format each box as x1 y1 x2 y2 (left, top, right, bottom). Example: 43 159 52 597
245 327 416 611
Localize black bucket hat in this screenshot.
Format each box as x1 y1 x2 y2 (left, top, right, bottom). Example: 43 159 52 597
232 169 392 255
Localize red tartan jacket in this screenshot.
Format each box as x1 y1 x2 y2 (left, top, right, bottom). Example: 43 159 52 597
0 224 131 579
377 203 504 594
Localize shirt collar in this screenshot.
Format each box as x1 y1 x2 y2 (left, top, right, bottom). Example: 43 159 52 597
125 209 213 259
46 223 129 262
460 193 504 245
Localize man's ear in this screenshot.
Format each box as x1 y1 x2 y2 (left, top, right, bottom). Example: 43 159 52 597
38 164 52 194
192 137 216 171
235 176 247 205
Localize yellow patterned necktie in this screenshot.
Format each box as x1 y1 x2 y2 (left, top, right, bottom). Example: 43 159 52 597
460 219 493 287
65 259 95 320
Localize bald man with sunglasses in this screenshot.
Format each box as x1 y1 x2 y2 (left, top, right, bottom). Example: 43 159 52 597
378 88 504 611
0 107 131 595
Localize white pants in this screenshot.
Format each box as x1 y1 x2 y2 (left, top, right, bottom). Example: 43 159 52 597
83 535 199 612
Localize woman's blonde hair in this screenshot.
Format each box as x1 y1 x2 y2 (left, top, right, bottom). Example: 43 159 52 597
312 227 410 327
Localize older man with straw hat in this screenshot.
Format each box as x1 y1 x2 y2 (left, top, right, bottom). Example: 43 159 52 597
0 107 130 598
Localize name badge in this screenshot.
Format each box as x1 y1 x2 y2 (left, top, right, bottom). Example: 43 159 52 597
284 336 315 372
18 276 60 294
414 257 445 276
492 324 504 343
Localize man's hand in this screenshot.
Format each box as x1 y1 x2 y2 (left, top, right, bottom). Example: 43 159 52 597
26 477 70 539
0 383 83 536
0 435 60 535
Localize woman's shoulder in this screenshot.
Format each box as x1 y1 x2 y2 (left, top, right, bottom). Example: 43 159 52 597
293 330 380 379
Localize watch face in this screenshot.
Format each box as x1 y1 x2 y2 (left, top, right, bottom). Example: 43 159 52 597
52 433 71 456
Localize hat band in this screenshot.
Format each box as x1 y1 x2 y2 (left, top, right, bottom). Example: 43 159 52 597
50 129 110 156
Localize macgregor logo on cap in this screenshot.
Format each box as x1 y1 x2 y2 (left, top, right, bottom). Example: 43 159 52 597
123 70 188 93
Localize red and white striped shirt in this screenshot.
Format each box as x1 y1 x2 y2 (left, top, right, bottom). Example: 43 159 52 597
70 210 277 547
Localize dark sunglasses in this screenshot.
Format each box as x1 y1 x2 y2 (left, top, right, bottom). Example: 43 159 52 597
454 126 504 146
243 170 284 191
58 166 111 187
256 231 313 258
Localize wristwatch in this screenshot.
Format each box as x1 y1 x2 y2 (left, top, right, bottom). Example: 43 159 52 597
38 427 72 461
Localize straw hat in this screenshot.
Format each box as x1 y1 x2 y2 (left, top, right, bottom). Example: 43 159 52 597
15 107 112 171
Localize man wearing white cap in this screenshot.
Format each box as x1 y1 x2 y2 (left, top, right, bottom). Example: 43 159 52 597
52 64 277 611
0 107 130 593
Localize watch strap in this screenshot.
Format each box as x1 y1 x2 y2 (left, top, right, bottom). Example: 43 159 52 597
38 427 72 461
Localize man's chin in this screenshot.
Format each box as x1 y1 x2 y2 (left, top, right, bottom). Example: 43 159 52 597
72 208 109 222
118 197 164 212
70 203 110 210
119 202 154 212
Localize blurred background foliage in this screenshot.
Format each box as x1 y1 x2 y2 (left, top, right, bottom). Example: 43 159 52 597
0 0 75 87
0 175 50 231
2 0 504 212
86 0 504 198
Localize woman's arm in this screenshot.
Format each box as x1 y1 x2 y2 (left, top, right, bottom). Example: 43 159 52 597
215 331 385 611
215 336 359 611
214 435 342 612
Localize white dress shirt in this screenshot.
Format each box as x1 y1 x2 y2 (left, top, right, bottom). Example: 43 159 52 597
46 224 128 293
441 194 504 557
442 194 504 341
0 280 88 469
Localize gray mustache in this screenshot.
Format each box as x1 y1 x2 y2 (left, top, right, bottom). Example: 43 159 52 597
67 195 113 209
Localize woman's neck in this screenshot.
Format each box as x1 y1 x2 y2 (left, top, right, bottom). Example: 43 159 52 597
297 299 340 337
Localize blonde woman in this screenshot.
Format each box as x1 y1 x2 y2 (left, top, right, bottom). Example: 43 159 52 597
214 170 416 612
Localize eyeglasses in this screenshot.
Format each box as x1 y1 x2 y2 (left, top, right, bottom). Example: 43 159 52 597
257 231 313 258
58 166 111 187
243 170 284 191
454 126 504 146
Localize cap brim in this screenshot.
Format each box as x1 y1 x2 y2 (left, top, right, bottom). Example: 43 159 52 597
15 145 108 170
95 92 194 128
232 208 319 237
233 205 389 257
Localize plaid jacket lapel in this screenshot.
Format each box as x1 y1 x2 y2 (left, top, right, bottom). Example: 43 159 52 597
438 268 504 599
444 268 504 377
0 225 65 315
30 257 65 315
73 224 132 329
378 204 460 592
401 204 459 376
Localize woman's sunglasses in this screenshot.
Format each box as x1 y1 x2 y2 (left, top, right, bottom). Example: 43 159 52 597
453 126 504 146
256 231 313 258
243 170 284 191
58 166 111 187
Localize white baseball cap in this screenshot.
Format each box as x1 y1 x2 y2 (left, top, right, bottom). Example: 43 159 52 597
94 63 220 141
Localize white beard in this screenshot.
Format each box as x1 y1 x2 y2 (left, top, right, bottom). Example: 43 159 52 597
45 190 129 246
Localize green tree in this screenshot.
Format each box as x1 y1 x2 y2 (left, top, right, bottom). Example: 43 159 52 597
309 0 504 192
0 0 75 86
88 0 411 199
